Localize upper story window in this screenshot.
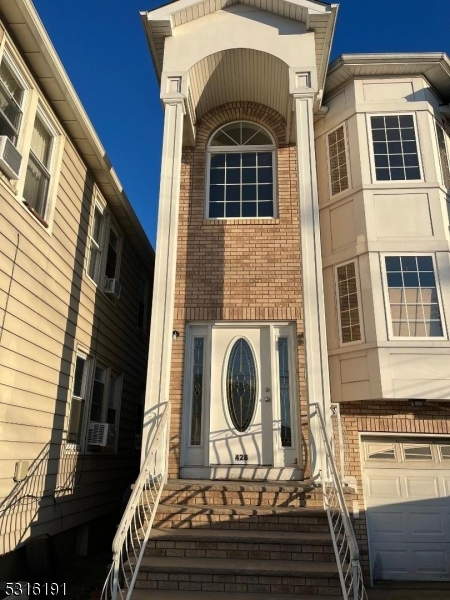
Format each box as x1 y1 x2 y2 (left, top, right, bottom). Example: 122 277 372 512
370 115 421 181
328 124 349 196
87 199 122 297
335 260 363 344
23 111 55 221
207 121 276 219
0 56 26 145
436 124 450 189
384 256 444 338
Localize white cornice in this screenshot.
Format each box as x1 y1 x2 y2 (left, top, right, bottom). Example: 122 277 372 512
0 0 154 263
325 53 450 102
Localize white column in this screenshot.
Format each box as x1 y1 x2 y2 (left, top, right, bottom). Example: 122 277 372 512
142 91 185 463
293 91 331 478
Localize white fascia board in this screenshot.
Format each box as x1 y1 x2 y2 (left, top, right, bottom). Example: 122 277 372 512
316 3 338 104
5 0 154 259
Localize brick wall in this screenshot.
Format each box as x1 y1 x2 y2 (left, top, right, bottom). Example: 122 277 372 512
168 101 308 478
338 400 450 578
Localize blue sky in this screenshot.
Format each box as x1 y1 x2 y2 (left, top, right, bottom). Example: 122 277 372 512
32 0 450 247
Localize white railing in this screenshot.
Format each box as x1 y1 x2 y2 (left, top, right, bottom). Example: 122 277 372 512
313 402 368 600
101 403 171 600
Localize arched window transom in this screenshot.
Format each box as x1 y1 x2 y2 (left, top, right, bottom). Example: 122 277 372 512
207 121 276 219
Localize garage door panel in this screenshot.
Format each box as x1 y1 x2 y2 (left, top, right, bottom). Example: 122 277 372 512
366 475 402 501
362 437 450 581
368 508 406 537
372 544 450 581
405 476 440 499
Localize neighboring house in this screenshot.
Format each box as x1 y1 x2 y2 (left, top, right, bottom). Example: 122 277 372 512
0 0 153 576
140 0 450 590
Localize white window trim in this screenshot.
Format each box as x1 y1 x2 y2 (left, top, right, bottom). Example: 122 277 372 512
380 252 447 341
326 121 352 199
0 47 31 151
205 121 278 220
367 112 424 184
435 121 450 190
18 103 62 229
334 258 365 347
66 349 123 453
86 197 107 286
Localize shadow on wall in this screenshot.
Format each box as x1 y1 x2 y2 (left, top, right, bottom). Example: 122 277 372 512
0 170 138 575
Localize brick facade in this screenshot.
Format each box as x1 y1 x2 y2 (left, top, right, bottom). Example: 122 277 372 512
338 401 450 577
168 101 308 478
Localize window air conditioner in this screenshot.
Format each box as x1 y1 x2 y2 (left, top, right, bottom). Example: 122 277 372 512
87 421 116 447
0 135 22 179
103 277 121 299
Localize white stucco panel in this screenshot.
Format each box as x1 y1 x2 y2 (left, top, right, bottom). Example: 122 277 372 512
389 352 450 400
362 81 414 103
374 194 433 239
163 6 317 73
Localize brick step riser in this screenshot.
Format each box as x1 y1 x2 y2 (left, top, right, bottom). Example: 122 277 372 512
160 492 323 508
145 542 334 562
152 514 330 532
134 574 341 595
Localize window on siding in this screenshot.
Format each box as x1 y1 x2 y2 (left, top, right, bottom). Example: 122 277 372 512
385 256 443 338
87 203 122 290
336 261 362 344
436 125 450 189
371 115 421 181
328 125 349 195
67 355 90 445
23 114 54 220
0 57 25 145
207 121 276 219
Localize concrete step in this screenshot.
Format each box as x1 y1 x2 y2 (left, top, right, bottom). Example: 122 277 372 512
153 503 330 531
135 556 341 595
161 479 323 508
132 590 341 600
145 527 334 561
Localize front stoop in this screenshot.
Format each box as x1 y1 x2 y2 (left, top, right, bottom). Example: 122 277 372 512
134 480 342 597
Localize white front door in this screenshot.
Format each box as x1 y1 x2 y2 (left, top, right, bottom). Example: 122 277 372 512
209 326 272 466
181 323 300 477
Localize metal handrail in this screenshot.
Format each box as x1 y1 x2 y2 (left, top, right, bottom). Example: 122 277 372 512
313 402 367 600
101 403 171 600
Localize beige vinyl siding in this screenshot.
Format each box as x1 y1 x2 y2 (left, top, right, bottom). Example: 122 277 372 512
0 128 151 554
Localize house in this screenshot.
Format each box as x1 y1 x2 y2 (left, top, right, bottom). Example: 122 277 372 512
134 0 450 594
0 0 154 578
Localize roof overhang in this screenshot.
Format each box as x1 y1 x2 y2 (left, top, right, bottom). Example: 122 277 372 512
141 0 338 104
0 0 154 263
325 53 450 104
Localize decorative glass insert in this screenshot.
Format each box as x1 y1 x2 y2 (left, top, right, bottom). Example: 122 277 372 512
208 121 275 219
385 256 443 337
328 125 349 196
190 338 204 446
336 262 361 343
371 115 420 181
226 338 257 433
436 125 450 189
403 444 432 460
278 338 292 447
366 442 396 460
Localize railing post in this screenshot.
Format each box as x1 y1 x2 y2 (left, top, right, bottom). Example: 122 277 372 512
111 554 120 600
353 561 359 600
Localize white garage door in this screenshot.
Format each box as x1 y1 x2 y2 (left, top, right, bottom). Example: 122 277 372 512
362 437 450 581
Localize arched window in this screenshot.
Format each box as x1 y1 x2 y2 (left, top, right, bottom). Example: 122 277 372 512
207 121 276 219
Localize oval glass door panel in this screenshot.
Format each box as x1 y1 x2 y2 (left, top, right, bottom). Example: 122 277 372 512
226 338 257 432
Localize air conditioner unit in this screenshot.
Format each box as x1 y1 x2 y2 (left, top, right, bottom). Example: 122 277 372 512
87 421 116 447
0 135 22 179
104 277 121 299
